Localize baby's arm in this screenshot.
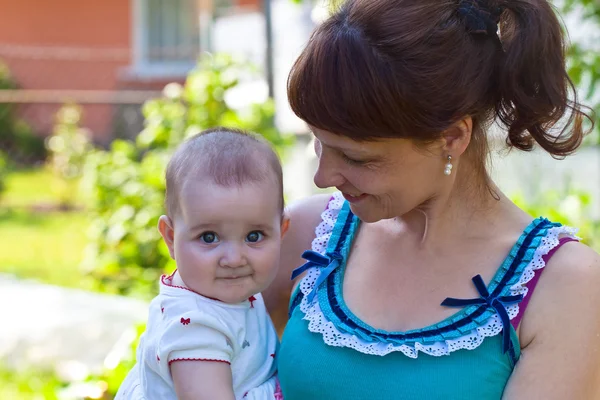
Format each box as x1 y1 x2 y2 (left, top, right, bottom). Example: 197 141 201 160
157 308 237 399
171 360 235 400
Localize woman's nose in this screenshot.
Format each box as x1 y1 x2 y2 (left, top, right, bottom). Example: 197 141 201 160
313 153 345 189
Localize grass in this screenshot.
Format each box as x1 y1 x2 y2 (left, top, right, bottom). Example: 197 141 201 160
0 168 90 288
0 208 90 287
2 168 85 208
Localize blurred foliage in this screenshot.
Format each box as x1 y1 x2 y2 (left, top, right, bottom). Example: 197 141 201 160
46 105 93 181
2 323 146 400
560 0 600 145
0 363 63 400
1 168 84 208
512 188 600 250
79 323 145 400
45 104 93 208
0 150 8 198
82 54 293 298
0 208 90 288
0 60 46 164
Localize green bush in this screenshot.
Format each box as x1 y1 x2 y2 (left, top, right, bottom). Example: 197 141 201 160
0 363 63 400
82 54 293 297
0 60 46 164
0 150 8 198
511 188 600 251
561 0 600 145
45 103 93 208
46 104 92 180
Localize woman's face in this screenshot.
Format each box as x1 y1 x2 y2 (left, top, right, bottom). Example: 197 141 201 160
311 127 448 223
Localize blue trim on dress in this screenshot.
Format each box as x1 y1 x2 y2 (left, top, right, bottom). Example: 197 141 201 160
317 206 556 344
290 203 355 303
292 197 561 359
441 274 523 362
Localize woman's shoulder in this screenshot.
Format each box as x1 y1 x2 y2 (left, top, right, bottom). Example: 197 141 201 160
287 193 336 224
520 239 600 347
262 193 334 332
535 240 600 306
283 193 335 271
538 240 600 304
285 193 341 249
546 239 600 272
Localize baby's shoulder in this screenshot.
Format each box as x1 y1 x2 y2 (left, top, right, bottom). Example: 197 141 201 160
157 292 234 321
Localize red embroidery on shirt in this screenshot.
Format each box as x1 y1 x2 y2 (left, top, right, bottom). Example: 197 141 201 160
270 353 275 358
180 317 191 325
161 307 164 313
248 295 256 308
157 355 160 362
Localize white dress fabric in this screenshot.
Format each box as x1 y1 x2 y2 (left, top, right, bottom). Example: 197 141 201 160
115 273 279 400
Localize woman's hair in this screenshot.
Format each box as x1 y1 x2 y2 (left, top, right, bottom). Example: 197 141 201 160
288 0 593 159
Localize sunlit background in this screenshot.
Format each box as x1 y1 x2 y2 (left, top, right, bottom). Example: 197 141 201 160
0 0 598 398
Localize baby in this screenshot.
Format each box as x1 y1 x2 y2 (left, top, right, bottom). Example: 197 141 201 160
116 127 288 400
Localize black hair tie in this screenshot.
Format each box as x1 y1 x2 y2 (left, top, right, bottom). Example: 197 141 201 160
457 0 504 38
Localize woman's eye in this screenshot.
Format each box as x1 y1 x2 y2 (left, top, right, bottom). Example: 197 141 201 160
342 153 367 166
200 232 219 244
246 231 264 243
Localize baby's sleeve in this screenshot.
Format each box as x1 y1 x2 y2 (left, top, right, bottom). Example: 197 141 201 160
156 309 235 379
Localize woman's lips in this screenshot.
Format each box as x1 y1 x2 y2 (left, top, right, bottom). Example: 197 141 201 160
341 192 368 203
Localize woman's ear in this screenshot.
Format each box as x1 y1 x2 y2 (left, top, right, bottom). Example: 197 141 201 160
158 215 176 260
442 116 472 157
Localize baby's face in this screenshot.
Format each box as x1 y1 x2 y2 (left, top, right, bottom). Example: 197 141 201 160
168 178 284 304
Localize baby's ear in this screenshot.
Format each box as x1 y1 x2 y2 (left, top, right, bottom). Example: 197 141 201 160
158 215 176 260
281 214 291 238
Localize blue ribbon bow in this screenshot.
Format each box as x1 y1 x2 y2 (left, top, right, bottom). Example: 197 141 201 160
441 274 523 354
291 250 344 302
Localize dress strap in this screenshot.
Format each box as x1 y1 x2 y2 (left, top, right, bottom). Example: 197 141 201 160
288 193 344 317
290 201 355 302
510 237 579 330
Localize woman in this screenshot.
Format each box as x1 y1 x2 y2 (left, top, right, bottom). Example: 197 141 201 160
264 0 600 398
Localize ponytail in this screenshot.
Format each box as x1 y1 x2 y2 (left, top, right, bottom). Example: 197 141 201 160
496 0 594 157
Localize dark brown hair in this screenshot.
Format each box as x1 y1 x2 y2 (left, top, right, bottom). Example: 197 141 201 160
288 0 593 159
165 127 284 218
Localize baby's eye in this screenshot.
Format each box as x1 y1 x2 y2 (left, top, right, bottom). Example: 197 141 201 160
200 232 219 244
246 231 264 243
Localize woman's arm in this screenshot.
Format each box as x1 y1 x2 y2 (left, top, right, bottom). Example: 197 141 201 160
263 194 331 335
503 242 600 399
171 360 235 400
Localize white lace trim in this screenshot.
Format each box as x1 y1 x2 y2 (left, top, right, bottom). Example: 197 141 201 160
298 193 579 358
309 192 345 255
508 225 580 299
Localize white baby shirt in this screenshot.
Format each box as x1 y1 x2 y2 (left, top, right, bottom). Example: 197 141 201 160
116 274 279 400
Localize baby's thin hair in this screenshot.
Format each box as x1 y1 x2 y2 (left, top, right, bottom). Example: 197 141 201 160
165 127 284 218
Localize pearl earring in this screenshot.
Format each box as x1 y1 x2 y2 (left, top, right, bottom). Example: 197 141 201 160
444 155 453 176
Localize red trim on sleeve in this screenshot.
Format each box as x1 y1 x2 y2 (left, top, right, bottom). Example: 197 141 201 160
168 358 231 366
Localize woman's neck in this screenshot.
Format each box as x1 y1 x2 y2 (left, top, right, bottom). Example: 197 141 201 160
396 166 526 249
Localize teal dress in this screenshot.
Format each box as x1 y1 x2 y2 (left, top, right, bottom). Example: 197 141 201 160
277 193 576 399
